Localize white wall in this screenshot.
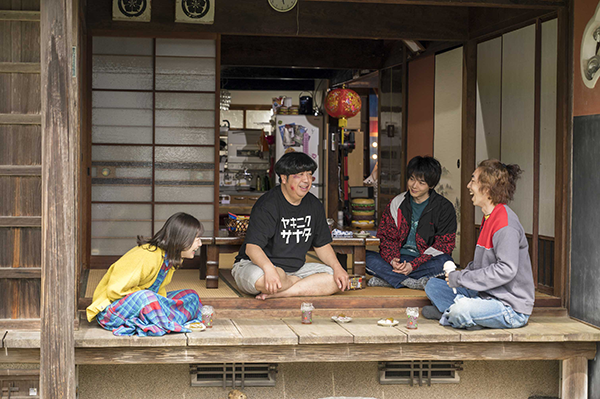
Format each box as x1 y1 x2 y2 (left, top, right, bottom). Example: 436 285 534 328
434 47 463 263
475 37 502 224
501 24 536 234
475 22 557 237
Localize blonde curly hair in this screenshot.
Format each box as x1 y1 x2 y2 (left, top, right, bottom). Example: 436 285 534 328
476 159 523 205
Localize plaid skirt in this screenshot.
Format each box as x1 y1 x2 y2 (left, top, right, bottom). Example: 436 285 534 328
96 289 202 336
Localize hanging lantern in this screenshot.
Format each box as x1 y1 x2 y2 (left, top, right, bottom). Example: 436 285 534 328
325 87 362 127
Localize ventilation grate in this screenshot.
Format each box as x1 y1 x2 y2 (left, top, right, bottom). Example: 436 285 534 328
378 361 463 386
190 363 277 389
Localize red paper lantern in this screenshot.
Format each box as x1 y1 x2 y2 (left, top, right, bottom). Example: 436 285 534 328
325 88 362 127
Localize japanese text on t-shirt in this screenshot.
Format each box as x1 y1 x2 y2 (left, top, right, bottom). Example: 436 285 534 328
280 215 312 244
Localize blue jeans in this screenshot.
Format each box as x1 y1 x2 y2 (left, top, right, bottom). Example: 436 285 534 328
365 250 452 288
425 278 530 329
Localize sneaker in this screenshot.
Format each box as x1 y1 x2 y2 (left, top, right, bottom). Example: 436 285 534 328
367 276 393 287
401 276 430 290
422 305 443 320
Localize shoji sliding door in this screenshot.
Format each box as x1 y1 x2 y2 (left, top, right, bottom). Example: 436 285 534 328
90 37 217 261
476 20 558 292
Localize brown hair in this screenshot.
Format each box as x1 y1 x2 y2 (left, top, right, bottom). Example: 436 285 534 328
137 212 203 269
477 159 523 205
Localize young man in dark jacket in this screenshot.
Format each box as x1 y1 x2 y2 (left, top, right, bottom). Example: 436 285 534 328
366 156 457 289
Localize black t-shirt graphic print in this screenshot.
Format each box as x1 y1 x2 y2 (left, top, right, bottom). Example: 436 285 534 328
235 186 332 273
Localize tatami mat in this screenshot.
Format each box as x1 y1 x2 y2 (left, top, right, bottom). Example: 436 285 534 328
85 252 556 300
219 264 428 298
85 269 240 298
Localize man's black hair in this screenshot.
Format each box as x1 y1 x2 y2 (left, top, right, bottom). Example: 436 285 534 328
275 152 317 178
406 156 442 188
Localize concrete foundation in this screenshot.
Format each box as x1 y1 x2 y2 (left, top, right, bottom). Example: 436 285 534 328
77 360 559 399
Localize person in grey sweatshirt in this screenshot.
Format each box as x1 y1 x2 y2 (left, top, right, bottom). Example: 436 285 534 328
423 159 535 329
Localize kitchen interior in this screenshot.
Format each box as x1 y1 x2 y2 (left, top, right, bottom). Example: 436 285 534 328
216 36 389 237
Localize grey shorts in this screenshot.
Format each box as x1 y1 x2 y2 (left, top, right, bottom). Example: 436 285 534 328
231 259 334 295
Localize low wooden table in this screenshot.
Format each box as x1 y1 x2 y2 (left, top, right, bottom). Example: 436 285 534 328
200 236 380 288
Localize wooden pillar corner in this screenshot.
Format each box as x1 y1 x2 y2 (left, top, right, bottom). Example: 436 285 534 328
40 0 77 397
561 357 588 399
460 40 477 267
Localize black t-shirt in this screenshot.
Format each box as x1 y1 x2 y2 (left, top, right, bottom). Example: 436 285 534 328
235 185 332 273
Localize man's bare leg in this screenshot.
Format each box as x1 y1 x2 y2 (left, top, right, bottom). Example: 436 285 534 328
255 273 339 300
254 266 300 294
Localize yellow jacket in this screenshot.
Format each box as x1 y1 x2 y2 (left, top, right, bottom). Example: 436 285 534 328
86 244 175 322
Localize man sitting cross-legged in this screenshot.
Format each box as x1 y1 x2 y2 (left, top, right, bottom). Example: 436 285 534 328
231 152 349 300
366 156 457 290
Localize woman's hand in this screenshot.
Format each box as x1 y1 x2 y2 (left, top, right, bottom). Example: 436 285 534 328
263 268 282 294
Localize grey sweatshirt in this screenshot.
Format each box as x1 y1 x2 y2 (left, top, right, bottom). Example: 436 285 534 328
448 204 535 315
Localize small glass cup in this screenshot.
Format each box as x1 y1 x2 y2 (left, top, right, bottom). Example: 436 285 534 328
301 302 314 324
201 305 214 328
406 307 419 329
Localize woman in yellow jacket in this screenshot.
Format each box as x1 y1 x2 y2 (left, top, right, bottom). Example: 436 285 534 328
86 212 204 336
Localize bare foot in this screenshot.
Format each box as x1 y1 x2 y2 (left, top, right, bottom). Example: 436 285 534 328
255 293 271 300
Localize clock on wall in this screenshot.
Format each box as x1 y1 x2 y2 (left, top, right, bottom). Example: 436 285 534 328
268 0 298 12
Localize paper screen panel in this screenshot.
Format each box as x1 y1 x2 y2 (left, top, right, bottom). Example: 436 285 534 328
501 25 535 234
92 55 153 90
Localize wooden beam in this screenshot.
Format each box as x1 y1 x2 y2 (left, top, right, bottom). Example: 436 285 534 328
327 116 339 220
0 10 40 21
0 166 42 176
469 8 555 41
401 46 409 192
221 66 340 80
561 357 588 398
78 294 561 310
382 40 406 70
0 341 595 365
0 217 42 227
0 63 40 74
532 19 541 288
0 319 41 330
75 341 596 364
305 0 565 9
221 79 316 91
0 369 40 377
41 0 76 396
554 8 570 303
87 0 469 41
460 40 477 267
0 268 42 279
221 36 387 69
0 114 41 125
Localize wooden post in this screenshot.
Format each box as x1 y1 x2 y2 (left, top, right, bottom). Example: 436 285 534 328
561 357 588 398
554 7 571 303
353 244 366 277
40 0 76 397
206 245 220 289
460 40 477 266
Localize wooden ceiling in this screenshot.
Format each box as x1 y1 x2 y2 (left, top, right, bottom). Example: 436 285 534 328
86 0 561 87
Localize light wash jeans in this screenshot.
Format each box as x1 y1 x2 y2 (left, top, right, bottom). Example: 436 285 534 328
425 277 529 329
365 250 452 288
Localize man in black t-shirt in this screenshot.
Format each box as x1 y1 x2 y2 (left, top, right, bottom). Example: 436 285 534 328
232 153 350 300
